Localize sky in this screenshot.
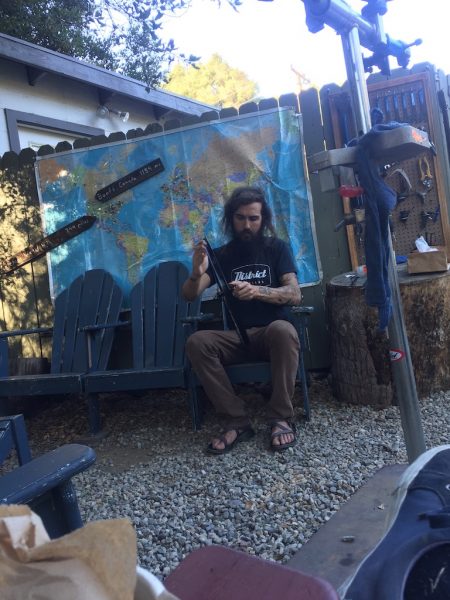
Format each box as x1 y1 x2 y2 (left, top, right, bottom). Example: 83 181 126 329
160 0 448 99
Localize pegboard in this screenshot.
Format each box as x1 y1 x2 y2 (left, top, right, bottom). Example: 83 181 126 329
327 68 450 267
368 73 444 258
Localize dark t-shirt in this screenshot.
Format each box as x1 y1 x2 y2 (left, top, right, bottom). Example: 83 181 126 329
207 236 297 328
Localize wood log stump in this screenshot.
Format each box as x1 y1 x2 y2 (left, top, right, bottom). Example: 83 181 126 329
326 265 450 406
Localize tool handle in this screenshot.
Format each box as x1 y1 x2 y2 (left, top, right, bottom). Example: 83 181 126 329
419 156 432 180
203 238 250 346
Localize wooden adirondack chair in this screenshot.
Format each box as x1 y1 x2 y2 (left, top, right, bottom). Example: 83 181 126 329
0 269 123 407
83 261 206 434
0 414 96 538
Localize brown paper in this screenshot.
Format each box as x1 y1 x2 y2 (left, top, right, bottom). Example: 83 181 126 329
0 505 137 600
407 248 449 274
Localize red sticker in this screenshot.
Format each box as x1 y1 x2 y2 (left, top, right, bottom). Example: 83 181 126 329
390 349 405 362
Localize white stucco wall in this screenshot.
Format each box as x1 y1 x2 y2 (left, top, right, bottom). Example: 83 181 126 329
0 58 159 155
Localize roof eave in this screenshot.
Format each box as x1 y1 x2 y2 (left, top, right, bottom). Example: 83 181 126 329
0 32 214 117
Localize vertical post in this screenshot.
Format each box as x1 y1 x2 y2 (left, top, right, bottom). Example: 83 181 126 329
341 27 372 135
341 25 426 462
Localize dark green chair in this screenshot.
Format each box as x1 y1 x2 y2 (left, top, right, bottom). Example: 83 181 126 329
0 269 124 411
0 413 96 538
83 261 208 433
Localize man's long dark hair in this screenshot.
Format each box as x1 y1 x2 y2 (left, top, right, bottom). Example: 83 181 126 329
221 186 277 238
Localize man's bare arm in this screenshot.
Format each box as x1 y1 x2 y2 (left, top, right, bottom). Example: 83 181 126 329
182 272 211 301
230 273 302 305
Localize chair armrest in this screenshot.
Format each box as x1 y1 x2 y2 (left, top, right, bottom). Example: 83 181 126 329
181 313 216 324
0 444 96 505
0 326 53 339
290 306 315 315
181 313 217 337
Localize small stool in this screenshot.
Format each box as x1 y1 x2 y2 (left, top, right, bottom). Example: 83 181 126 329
165 545 339 600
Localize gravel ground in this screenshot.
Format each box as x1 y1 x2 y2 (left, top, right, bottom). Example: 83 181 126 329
8 376 450 579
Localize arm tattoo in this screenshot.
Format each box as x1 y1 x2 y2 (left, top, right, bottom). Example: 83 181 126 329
259 286 272 296
256 273 301 305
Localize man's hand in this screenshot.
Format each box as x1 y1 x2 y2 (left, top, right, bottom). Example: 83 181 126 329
191 240 209 280
229 280 257 301
229 273 301 306
181 240 211 301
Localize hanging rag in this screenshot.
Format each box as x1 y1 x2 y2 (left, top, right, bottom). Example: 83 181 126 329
355 124 402 330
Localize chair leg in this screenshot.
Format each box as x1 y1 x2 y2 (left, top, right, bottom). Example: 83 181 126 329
298 352 311 421
52 480 83 534
87 393 101 434
187 375 202 431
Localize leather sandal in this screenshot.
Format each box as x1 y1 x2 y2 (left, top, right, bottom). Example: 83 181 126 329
270 421 296 452
206 425 255 455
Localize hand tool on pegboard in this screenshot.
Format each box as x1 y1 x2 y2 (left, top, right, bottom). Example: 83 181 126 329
384 96 391 121
401 92 409 122
334 184 365 233
409 90 417 121
386 167 416 203
392 94 401 122
432 205 440 223
418 156 433 190
417 88 426 121
386 165 431 206
339 187 365 248
425 232 435 246
398 209 411 224
420 209 434 230
391 167 413 202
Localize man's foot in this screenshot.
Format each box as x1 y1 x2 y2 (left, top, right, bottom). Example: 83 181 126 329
270 421 296 452
206 425 255 455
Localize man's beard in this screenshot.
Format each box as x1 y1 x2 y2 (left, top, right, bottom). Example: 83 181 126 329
233 228 263 243
232 228 264 259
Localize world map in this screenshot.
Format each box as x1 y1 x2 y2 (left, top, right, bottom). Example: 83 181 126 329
35 108 321 305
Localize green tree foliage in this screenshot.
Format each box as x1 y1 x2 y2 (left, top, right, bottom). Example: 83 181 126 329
0 0 240 89
163 53 259 108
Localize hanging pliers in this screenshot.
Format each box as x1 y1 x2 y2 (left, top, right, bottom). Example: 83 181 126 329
418 156 433 190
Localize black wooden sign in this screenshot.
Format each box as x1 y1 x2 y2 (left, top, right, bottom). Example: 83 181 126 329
1 215 96 276
95 158 165 203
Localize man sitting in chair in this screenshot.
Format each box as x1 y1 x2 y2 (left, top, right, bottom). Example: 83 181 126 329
182 186 302 455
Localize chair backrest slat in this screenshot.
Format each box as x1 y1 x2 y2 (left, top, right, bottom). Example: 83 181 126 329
132 261 200 370
51 270 123 374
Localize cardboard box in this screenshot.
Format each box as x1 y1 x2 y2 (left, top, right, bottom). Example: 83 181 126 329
407 248 449 274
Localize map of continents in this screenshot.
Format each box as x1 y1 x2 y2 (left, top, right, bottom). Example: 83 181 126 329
36 108 319 304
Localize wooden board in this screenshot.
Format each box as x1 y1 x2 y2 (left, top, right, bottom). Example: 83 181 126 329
287 464 407 592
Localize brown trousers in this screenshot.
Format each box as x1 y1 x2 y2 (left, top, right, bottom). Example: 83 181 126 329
186 320 299 429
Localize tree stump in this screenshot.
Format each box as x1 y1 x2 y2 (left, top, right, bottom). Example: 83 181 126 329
326 265 450 406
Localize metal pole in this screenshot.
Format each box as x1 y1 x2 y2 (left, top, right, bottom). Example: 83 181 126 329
340 25 426 462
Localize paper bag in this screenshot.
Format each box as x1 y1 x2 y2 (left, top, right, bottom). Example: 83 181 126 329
0 505 179 600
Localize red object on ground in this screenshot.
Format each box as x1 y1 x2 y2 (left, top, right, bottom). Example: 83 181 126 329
165 545 339 600
338 185 364 198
